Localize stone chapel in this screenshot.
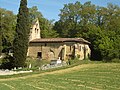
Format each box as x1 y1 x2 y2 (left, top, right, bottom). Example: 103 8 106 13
27 19 91 61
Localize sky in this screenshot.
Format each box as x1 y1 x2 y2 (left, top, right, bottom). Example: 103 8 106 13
0 0 120 21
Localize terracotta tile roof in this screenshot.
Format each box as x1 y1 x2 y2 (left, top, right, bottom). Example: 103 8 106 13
30 38 90 44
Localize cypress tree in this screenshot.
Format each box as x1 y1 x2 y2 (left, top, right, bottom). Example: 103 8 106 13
0 13 2 56
0 27 2 56
13 0 30 67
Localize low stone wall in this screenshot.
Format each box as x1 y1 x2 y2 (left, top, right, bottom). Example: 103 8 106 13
41 62 67 70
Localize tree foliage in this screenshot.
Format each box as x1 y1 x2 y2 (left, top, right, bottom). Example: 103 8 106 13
54 1 120 61
0 28 1 55
29 6 43 23
0 8 16 54
40 18 58 38
29 6 58 38
13 0 30 67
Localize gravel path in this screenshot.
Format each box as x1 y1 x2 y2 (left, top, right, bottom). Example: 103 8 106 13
0 70 33 75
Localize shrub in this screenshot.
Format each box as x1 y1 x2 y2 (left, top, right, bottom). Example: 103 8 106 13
111 58 120 63
0 55 14 69
26 57 50 68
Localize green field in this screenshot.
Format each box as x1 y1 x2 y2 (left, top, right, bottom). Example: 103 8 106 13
0 63 120 90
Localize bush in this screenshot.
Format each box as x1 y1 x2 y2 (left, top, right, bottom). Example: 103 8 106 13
26 57 50 68
111 58 120 63
103 58 120 63
0 55 14 69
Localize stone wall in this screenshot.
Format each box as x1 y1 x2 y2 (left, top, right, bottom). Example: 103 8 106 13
28 42 91 61
73 43 91 60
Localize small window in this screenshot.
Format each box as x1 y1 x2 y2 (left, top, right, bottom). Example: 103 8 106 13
35 28 37 33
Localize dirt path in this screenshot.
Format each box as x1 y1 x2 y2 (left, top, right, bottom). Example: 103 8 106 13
0 63 116 82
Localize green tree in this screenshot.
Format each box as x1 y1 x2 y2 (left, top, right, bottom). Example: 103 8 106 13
29 6 58 38
13 0 30 67
54 1 96 38
0 8 16 54
40 18 58 38
0 22 2 56
29 6 43 23
54 1 120 61
57 1 83 37
82 4 120 60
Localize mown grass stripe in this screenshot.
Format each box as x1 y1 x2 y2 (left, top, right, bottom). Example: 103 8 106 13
58 77 119 90
66 76 120 83
38 82 66 89
77 84 102 90
2 83 16 90
70 75 120 79
26 83 44 90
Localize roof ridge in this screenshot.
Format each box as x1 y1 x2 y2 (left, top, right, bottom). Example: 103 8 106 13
30 38 90 44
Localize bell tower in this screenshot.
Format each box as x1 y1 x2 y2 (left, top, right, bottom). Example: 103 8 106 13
29 18 41 41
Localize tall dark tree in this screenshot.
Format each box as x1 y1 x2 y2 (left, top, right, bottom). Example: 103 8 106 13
0 9 3 56
13 0 30 67
0 25 2 56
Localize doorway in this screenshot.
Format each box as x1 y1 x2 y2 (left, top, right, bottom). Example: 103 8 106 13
37 52 42 59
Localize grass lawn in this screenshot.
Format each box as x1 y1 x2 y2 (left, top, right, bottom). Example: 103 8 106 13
0 63 120 90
